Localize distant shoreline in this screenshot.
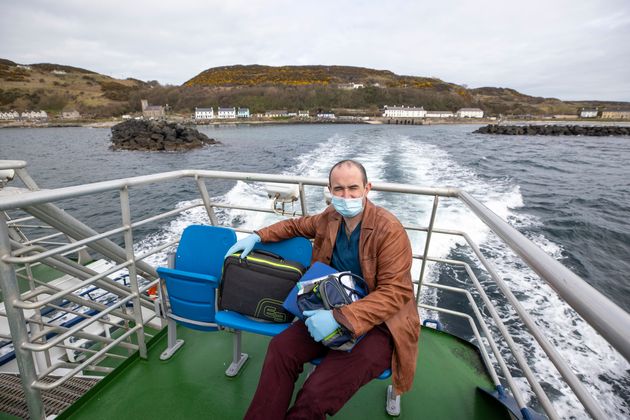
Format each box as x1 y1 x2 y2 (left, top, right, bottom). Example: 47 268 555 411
1 117 629 129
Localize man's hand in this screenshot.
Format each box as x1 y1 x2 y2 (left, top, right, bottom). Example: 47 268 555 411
303 309 339 342
224 233 261 259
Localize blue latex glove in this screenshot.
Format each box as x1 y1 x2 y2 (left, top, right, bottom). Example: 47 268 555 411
224 233 261 259
303 309 339 342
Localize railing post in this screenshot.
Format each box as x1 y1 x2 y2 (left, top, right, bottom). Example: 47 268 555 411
298 183 308 217
195 175 218 225
416 195 439 303
0 213 46 419
119 186 147 358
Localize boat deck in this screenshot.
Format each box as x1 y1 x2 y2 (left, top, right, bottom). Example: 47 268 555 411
55 326 511 419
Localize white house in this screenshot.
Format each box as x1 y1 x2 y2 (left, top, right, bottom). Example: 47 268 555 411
383 105 426 118
0 111 20 120
195 107 214 120
237 108 250 118
298 110 310 118
316 112 336 119
339 83 364 90
21 110 48 120
217 107 236 119
580 108 598 118
265 110 289 118
456 108 484 118
425 111 454 118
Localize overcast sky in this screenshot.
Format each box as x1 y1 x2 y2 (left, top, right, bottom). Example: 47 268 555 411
1 0 629 101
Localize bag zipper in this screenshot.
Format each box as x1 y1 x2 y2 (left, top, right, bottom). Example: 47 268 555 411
230 252 304 276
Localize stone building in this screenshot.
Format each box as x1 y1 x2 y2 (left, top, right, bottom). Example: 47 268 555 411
141 99 165 119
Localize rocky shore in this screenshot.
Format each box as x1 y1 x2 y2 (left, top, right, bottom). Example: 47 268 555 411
474 124 630 136
110 120 218 151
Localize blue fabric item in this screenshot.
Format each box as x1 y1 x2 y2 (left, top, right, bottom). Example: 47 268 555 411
283 262 338 318
224 233 261 259
303 309 339 342
331 221 363 277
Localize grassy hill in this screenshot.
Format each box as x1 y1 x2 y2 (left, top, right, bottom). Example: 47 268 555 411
1 60 627 118
0 59 150 117
184 64 445 88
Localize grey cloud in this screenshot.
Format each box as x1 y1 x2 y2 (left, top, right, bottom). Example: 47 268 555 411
1 0 628 100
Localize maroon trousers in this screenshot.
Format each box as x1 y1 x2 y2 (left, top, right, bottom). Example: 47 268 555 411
244 321 393 420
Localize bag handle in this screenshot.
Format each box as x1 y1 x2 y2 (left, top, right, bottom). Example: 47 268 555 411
336 272 368 298
247 249 284 261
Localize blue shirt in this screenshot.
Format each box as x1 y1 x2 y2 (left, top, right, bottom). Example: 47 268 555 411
331 221 363 278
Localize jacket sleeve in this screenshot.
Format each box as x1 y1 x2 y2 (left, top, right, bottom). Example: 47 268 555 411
336 220 413 337
256 212 324 242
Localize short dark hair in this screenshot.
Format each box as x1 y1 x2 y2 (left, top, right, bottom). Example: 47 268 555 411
328 160 368 186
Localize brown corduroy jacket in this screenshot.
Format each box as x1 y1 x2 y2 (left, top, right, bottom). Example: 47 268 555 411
256 199 420 394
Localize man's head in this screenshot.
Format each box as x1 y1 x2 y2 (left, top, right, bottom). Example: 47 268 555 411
328 160 371 219
328 160 371 198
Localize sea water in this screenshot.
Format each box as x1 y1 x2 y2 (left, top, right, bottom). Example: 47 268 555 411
1 124 629 418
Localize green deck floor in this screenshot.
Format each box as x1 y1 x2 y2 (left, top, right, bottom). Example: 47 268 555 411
58 327 511 419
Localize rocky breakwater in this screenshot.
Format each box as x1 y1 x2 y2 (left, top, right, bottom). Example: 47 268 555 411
474 124 630 136
111 119 218 151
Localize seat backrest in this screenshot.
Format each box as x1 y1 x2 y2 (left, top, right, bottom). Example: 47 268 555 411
252 236 312 268
175 225 237 276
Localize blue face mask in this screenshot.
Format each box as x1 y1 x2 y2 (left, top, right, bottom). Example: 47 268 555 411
331 196 364 218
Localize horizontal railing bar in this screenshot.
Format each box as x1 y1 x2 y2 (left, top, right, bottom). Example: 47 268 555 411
5 215 36 224
29 322 138 351
20 232 65 246
210 202 304 217
53 341 127 360
0 170 458 211
130 202 201 230
4 225 126 264
7 224 53 230
0 160 27 170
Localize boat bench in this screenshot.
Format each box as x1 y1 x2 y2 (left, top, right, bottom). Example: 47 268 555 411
156 225 399 416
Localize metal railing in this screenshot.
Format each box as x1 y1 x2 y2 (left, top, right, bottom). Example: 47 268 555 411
0 159 629 419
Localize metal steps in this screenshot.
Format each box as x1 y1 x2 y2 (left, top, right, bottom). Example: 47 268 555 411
0 373 99 419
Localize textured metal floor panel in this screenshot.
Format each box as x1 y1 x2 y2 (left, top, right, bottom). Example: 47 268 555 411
0 373 99 419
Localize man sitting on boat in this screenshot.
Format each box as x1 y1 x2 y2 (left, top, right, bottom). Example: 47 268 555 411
226 159 420 419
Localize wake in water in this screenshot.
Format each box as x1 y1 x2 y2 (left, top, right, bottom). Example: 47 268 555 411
137 130 629 419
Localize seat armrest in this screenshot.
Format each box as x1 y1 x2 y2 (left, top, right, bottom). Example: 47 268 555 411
157 266 220 287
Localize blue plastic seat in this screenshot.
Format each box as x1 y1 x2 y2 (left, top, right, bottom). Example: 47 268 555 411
157 225 237 359
156 225 313 371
